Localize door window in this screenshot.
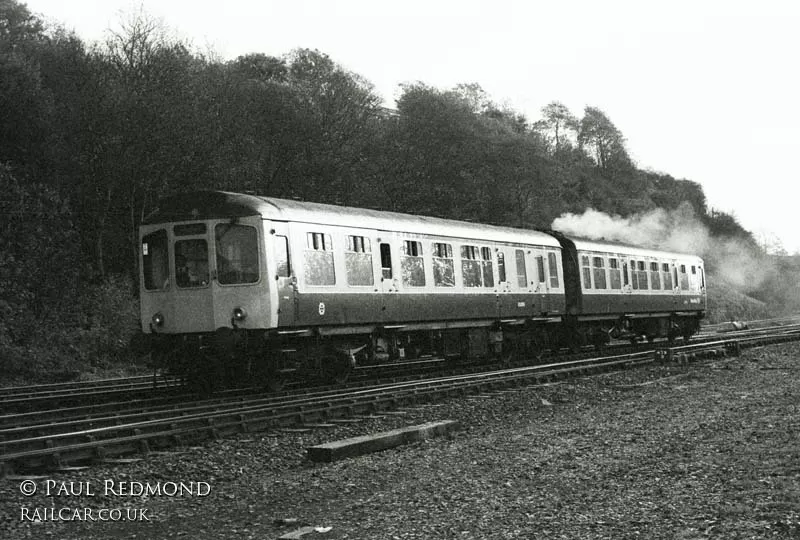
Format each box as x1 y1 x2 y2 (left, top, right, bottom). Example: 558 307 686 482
142 229 169 290
175 239 210 288
515 250 528 288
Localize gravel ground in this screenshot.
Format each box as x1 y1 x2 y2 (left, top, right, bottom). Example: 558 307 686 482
2 343 800 539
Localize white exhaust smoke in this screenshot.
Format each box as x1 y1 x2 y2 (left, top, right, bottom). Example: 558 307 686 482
551 202 710 254
550 203 773 291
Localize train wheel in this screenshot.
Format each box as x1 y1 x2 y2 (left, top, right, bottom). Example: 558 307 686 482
266 376 286 393
187 367 217 394
525 333 546 363
321 352 352 385
331 367 352 385
528 343 544 363
500 340 518 367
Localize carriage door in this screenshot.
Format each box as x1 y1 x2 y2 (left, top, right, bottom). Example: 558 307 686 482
670 263 680 309
495 248 512 317
534 253 550 313
271 223 296 325
378 236 400 322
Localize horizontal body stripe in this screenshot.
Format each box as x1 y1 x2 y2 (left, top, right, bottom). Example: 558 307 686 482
281 292 567 328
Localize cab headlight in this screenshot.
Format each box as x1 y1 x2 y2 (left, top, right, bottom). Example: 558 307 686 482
151 312 165 327
232 307 247 322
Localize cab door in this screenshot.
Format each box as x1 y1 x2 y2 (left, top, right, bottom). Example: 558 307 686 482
271 222 296 326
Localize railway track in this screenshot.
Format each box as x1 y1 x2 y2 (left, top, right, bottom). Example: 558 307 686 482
4 313 798 414
0 373 169 401
3 323 799 475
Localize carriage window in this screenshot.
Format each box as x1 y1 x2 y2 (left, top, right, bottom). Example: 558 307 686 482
515 250 528 288
176 238 210 288
636 260 649 290
608 258 621 289
347 235 370 253
380 243 392 280
661 263 672 289
345 235 373 286
401 240 425 287
215 224 258 285
548 253 559 288
142 229 169 290
304 231 335 286
307 232 331 250
461 245 482 287
623 261 629 286
593 257 607 289
700 267 705 288
433 242 454 287
581 255 592 289
650 262 661 290
536 255 546 284
480 247 494 287
680 264 689 290
497 251 507 283
275 235 290 278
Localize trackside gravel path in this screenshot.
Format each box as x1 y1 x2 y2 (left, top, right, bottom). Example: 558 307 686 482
2 343 799 539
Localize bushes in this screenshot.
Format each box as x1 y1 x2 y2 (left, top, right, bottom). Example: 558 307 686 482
0 165 141 384
77 275 141 373
705 274 771 324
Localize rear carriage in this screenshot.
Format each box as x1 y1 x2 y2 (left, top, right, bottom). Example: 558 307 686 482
551 233 706 346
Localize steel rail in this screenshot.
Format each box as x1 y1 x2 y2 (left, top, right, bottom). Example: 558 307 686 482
0 351 656 473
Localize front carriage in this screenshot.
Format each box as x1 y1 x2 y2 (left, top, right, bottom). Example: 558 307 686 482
137 191 568 388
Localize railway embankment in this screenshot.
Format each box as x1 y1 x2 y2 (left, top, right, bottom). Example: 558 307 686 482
2 341 799 539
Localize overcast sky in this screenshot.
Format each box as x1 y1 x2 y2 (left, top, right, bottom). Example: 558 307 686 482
23 0 800 252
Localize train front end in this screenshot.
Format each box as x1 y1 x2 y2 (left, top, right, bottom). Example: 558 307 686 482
136 192 277 387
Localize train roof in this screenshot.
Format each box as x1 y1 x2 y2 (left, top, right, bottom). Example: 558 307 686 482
143 191 562 248
565 236 703 262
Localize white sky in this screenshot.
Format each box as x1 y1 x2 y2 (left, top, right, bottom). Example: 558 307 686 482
24 0 800 253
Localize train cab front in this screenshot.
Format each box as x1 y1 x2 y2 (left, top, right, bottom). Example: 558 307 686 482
135 193 275 387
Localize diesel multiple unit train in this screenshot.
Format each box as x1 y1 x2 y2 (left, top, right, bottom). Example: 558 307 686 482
137 191 706 388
